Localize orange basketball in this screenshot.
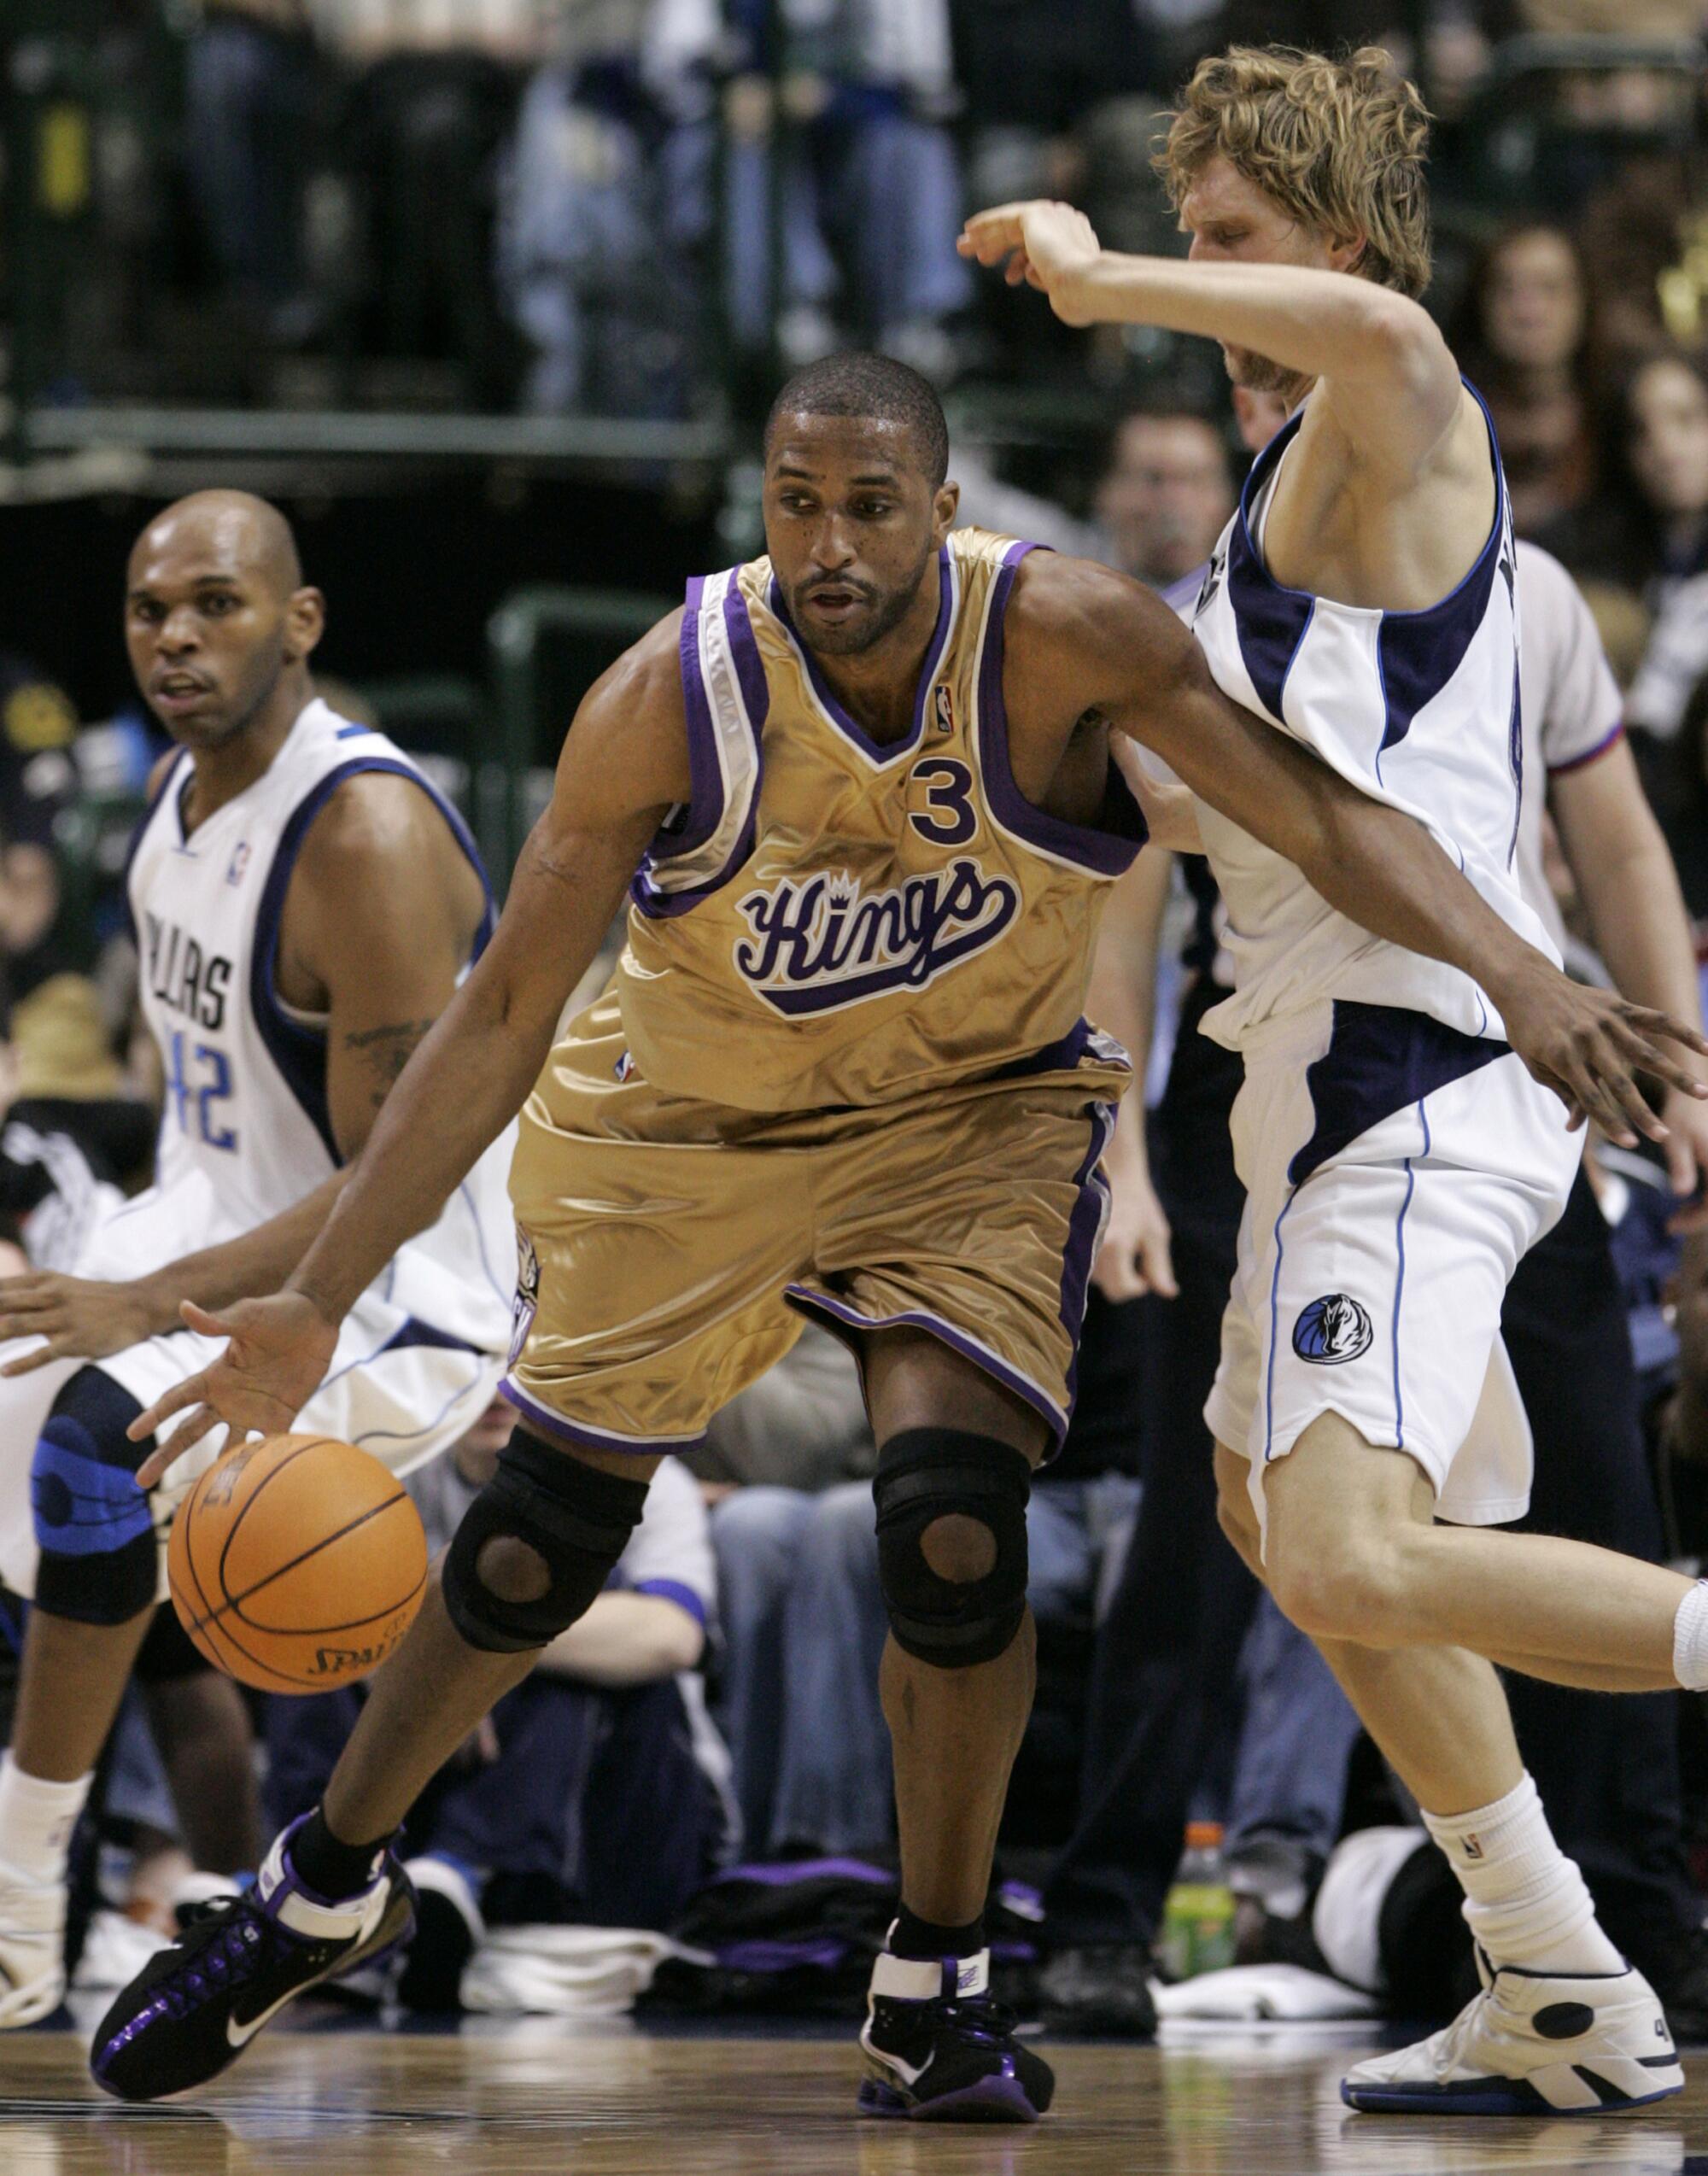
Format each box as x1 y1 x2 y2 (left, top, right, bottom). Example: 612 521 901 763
167 1433 428 1695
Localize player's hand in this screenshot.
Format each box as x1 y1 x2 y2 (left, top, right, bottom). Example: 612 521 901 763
1661 1084 1708 1231
0 1273 166 1375
1126 769 1202 855
129 1292 339 1488
1092 1145 1179 1302
1494 956 1708 1149
958 201 1104 325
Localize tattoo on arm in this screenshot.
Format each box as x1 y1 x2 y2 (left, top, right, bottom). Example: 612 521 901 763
342 1020 436 1109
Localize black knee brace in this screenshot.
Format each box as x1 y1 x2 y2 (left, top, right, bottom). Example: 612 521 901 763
441 1427 649 1654
873 1428 1032 1668
32 1368 156 1625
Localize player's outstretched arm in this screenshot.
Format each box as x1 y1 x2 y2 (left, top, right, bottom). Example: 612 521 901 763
960 200 1460 472
129 617 693 1477
1006 553 1708 1147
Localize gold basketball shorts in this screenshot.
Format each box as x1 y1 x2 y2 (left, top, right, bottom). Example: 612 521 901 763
502 992 1131 1457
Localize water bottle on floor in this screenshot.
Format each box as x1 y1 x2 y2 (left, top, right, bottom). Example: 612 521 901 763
1159 1822 1236 1980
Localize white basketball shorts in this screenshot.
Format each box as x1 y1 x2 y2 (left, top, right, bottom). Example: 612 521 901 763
0 1183 505 1606
1204 999 1580 1546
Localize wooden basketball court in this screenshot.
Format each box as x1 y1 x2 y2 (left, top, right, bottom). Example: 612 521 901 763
5 2018 1707 2174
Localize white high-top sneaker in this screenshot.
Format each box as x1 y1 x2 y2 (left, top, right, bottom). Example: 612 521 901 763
1342 1949 1683 2115
0 1868 66 2027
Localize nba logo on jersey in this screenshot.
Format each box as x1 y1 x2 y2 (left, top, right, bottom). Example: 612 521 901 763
225 842 250 886
1292 1294 1373 1366
614 1050 635 1083
933 684 954 736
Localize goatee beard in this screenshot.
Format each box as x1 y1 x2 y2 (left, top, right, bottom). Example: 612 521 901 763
1225 344 1312 410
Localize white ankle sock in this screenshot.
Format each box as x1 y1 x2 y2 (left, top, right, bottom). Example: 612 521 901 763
0 1755 91 1888
1674 1580 1708 1690
1422 1773 1624 1978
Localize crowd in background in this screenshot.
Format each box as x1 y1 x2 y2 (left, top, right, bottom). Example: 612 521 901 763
12 0 1708 418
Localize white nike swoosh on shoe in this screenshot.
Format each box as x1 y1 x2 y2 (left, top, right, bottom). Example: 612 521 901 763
225 1983 307 2050
880 2047 934 2090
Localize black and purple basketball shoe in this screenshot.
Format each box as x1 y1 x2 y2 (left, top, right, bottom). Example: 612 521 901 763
858 1945 1054 2122
90 1816 413 2102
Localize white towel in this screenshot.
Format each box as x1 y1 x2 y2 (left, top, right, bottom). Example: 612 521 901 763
459 1925 689 2015
1152 1962 1380 2022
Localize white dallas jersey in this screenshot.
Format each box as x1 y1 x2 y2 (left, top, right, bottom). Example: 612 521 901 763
120 698 514 1351
1188 385 1559 1051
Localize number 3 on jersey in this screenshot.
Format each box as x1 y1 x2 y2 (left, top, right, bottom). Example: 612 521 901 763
908 758 977 846
166 1029 237 1152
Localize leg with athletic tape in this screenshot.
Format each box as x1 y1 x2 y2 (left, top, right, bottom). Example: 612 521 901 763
874 1429 1032 1668
313 1433 659 1866
442 1429 651 1654
11 1370 161 1788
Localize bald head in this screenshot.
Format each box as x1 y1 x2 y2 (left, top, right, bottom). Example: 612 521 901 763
126 490 323 752
130 491 302 600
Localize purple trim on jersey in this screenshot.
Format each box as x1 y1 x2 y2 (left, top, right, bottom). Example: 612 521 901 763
1058 1100 1118 1420
985 1018 1092 1084
725 571 770 740
785 1284 1069 1450
976 541 1147 877
633 1576 709 1629
632 575 767 921
1286 1000 1506 1190
671 575 723 856
1547 720 1625 775
500 1375 709 1457
767 547 954 765
249 756 497 1167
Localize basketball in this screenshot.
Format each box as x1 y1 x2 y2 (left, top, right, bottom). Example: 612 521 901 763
167 1434 429 1696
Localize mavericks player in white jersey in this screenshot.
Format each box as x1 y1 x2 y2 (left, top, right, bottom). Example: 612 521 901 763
964 44 1708 2116
0 492 514 2023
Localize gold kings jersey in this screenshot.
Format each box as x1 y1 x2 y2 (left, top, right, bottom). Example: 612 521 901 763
614 529 1146 1111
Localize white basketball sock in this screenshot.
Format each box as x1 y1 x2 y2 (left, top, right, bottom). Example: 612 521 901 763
1673 1579 1708 1690
1422 1772 1624 1979
0 1754 91 1889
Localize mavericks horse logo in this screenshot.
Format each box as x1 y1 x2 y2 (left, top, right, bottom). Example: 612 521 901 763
1292 1293 1373 1366
733 857 1018 1015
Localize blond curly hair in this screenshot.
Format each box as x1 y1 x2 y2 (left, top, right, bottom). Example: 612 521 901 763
1156 46 1433 301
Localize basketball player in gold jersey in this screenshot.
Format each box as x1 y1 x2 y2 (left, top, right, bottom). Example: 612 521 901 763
92 355 1705 2118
